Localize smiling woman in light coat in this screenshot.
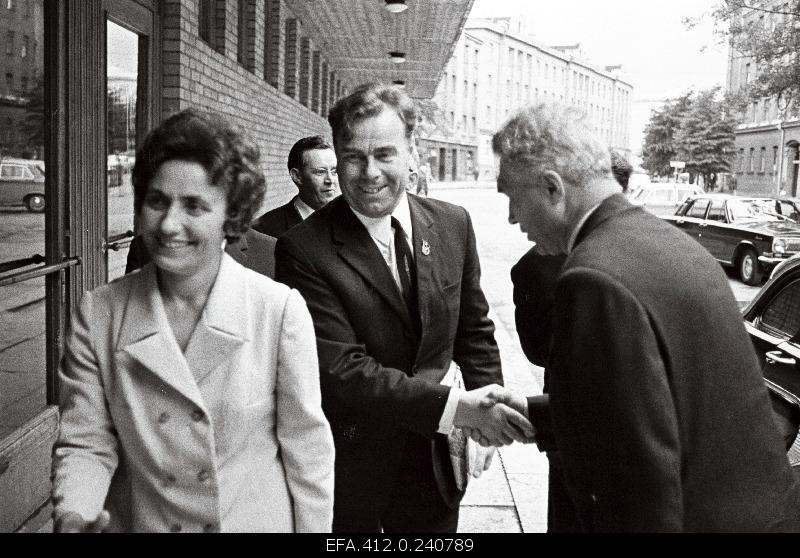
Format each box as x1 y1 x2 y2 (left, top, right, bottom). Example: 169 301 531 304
51 108 335 533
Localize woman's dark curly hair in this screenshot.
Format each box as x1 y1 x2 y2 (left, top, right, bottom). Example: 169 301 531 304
132 108 266 242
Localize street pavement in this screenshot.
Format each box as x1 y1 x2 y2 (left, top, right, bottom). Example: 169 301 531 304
430 181 761 533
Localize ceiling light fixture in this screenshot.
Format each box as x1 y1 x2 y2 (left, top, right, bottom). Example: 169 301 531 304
389 51 406 63
385 0 408 14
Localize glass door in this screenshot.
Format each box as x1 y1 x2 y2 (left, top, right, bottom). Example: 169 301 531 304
104 0 153 280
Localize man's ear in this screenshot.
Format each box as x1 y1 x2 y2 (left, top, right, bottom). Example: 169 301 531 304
541 170 565 202
289 167 303 187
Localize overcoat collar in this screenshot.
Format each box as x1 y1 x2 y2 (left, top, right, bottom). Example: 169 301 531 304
116 254 248 409
573 193 637 249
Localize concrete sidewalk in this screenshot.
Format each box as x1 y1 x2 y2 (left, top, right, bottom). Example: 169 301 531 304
456 306 550 533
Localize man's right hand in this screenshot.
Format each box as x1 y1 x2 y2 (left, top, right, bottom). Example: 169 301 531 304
453 384 536 446
54 510 110 533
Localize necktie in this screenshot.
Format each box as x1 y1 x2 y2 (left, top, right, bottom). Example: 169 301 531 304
391 217 419 328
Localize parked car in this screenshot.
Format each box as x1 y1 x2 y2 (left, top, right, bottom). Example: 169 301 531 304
663 194 800 285
0 157 45 212
629 182 704 216
742 256 800 460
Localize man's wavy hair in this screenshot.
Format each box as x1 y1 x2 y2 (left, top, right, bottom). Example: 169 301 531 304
328 82 417 148
492 103 611 187
132 108 266 242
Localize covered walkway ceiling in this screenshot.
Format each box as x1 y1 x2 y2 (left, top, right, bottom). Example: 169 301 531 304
284 0 475 98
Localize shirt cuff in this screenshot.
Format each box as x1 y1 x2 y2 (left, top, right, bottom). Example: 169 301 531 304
437 387 464 434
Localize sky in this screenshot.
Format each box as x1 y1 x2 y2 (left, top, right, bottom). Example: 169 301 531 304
469 0 730 155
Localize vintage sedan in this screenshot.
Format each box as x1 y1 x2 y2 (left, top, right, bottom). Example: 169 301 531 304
742 256 800 463
663 194 800 286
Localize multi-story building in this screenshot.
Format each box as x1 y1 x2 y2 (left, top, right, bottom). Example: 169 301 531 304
0 0 473 532
419 17 633 181
726 0 800 196
0 0 43 157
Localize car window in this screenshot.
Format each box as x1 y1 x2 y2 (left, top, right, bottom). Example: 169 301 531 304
687 199 710 218
707 200 726 222
649 188 672 202
728 198 782 222
779 201 800 222
0 164 24 179
758 279 800 340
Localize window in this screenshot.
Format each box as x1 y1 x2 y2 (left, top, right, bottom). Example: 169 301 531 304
745 63 751 84
21 35 28 58
6 31 14 56
763 98 771 121
752 101 759 122
707 200 726 222
5 72 12 93
6 0 15 10
739 148 745 172
749 147 755 172
760 147 767 173
758 280 800 339
198 0 220 52
687 199 710 219
20 74 27 92
774 146 780 174
237 0 250 68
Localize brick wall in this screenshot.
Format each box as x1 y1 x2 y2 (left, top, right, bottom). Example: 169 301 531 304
162 0 334 214
733 124 800 197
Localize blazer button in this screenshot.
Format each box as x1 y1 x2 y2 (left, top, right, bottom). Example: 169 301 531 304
191 409 204 422
157 412 170 424
197 469 210 482
170 523 182 533
203 523 218 533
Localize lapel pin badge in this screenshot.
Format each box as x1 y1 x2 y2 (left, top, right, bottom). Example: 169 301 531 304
421 239 430 256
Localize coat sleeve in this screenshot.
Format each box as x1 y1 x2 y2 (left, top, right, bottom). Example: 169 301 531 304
275 289 335 532
274 235 450 438
452 208 503 390
51 292 119 523
549 268 683 532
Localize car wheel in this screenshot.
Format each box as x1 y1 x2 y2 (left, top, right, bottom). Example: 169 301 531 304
24 194 45 212
739 248 763 286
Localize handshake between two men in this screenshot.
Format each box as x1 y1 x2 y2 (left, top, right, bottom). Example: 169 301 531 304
452 385 547 448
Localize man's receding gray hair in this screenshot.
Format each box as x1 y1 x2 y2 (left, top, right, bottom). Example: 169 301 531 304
492 103 611 187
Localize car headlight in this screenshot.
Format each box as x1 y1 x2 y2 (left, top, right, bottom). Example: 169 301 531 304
773 238 788 254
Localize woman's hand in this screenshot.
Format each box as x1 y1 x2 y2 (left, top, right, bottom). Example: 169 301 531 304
54 510 111 533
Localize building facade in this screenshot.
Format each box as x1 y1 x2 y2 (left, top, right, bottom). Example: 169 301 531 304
726 0 800 197
0 0 43 158
419 17 634 181
0 0 472 532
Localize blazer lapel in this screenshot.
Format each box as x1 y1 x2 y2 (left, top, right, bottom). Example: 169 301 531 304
409 197 439 355
183 254 248 385
116 264 205 409
332 199 413 330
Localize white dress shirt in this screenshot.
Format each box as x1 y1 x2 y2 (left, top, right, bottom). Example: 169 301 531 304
292 195 315 221
351 192 461 435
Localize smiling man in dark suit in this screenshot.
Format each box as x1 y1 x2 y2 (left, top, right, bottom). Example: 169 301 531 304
275 83 534 533
253 136 339 238
490 102 800 532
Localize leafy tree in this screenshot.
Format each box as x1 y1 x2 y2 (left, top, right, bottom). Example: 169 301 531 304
674 87 737 190
690 1 800 111
641 93 693 178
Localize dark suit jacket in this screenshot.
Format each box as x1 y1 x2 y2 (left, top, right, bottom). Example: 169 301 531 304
252 199 303 238
125 227 277 278
548 193 800 532
274 195 502 518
